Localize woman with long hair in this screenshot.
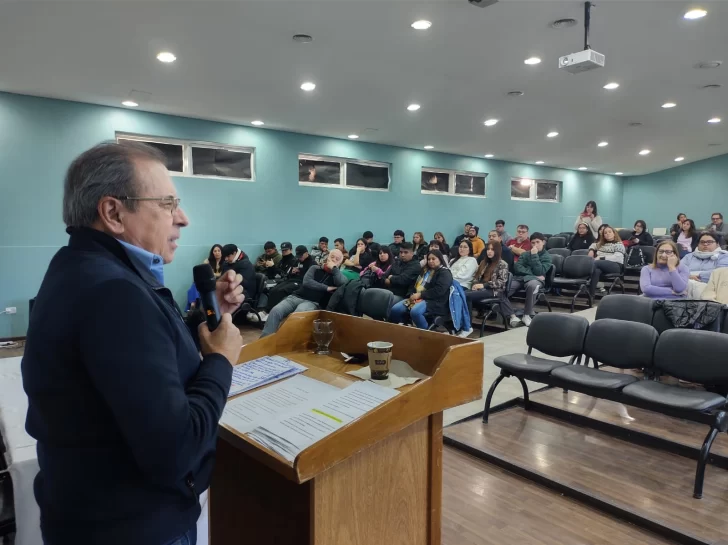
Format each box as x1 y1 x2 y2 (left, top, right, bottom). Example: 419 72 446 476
204 244 224 278
640 240 689 299
362 246 394 288
434 231 450 257
587 226 625 298
448 239 478 289
388 249 453 329
568 222 595 252
673 218 699 257
412 232 428 261
342 238 368 279
574 200 603 239
425 239 450 266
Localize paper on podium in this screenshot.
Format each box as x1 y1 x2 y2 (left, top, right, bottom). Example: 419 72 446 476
345 359 428 389
247 381 399 461
228 355 307 397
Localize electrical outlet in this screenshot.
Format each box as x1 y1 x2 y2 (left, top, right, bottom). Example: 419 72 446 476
4 307 16 315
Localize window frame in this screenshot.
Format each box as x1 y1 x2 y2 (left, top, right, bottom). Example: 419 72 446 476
421 167 487 198
115 132 256 182
510 177 561 203
298 153 391 192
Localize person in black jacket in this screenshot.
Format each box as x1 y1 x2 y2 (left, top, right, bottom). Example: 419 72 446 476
22 141 245 545
221 243 257 301
568 221 595 252
278 241 298 277
383 242 421 298
627 220 654 247
388 249 453 329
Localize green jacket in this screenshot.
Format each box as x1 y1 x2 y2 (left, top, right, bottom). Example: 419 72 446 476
514 249 552 283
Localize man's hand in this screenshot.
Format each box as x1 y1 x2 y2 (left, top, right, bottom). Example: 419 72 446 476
265 259 274 268
410 292 422 302
530 246 539 255
327 286 337 292
537 276 545 281
216 269 245 315
198 313 243 366
472 283 484 291
384 278 391 287
690 274 701 281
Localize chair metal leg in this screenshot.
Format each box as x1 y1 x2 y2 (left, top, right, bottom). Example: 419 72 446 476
479 310 487 338
620 277 626 295
483 374 506 423
540 293 553 312
694 426 720 499
517 376 530 409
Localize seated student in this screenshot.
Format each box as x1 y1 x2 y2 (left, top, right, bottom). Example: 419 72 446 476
506 224 532 263
412 232 428 261
310 236 330 266
449 239 478 289
507 233 551 327
494 220 514 245
465 240 514 319
701 267 728 304
334 238 350 260
481 230 514 269
221 243 257 302
568 222 595 252
203 243 224 278
454 222 473 248
424 239 450 267
278 242 297 277
681 232 728 298
673 218 699 258
433 231 450 257
670 212 688 239
384 242 422 298
468 226 486 257
349 231 374 256
343 237 368 276
289 245 315 278
587 226 625 299
261 250 346 337
626 220 654 247
389 250 453 329
573 200 603 239
389 230 405 255
640 240 689 299
708 212 728 240
255 241 282 279
361 246 394 288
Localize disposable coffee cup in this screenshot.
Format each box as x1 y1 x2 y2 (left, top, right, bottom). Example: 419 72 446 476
367 341 393 380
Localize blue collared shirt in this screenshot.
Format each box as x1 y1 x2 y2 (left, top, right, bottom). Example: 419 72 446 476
118 240 165 285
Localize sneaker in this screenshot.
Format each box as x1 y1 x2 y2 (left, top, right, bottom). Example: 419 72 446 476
258 310 269 322
522 315 533 327
509 316 522 328
597 287 607 295
246 312 260 323
457 328 473 338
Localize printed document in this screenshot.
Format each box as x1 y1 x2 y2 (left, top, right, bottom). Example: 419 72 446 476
228 355 307 397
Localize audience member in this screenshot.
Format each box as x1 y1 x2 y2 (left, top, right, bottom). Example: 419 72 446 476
495 220 514 244
334 238 349 259
670 213 687 238
384 242 421 298
389 250 452 329
434 231 450 256
449 239 478 289
289 245 315 277
568 222 595 252
412 231 428 261
203 244 224 278
363 230 374 244
587 226 625 298
483 230 514 269
673 218 699 257
507 232 551 327
261 250 346 337
708 212 728 238
310 236 330 265
426 239 450 267
390 229 405 255
626 220 654 247
465 241 514 326
681 232 728 298
278 242 297 277
640 240 689 299
221 244 257 301
454 222 473 247
468 226 485 257
342 238 367 279
506 224 532 262
574 200 603 238
701 267 728 304
255 241 282 279
362 246 394 288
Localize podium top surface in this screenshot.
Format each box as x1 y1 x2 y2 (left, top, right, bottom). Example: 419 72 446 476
218 311 483 483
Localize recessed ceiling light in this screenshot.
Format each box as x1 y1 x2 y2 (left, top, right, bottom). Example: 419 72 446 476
251 120 264 126
598 141 608 147
708 117 722 123
507 90 525 97
578 167 588 171
551 18 578 28
300 81 316 91
407 103 421 111
524 57 542 65
484 118 499 127
702 84 722 90
347 134 359 139
156 51 176 63
292 34 313 43
662 102 677 108
121 100 138 107
639 149 651 155
484 154 494 158
603 82 620 90
684 8 707 20
535 161 545 165
674 156 685 162
424 145 434 150
546 131 559 138
615 172 624 175
695 61 722 69
411 20 432 30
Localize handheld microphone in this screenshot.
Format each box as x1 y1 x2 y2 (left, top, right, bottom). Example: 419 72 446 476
193 264 221 331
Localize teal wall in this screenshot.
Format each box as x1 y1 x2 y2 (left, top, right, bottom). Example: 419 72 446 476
0 92 624 337
622 153 728 232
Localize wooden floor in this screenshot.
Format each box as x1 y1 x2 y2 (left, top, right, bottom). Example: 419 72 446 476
445 408 728 545
442 447 675 545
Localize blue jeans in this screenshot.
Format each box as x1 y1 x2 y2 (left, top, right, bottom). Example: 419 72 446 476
164 528 197 545
389 300 429 329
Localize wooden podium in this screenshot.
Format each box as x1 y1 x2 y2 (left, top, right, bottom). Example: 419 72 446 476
210 311 483 545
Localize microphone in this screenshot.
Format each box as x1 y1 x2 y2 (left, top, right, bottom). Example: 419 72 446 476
193 264 220 331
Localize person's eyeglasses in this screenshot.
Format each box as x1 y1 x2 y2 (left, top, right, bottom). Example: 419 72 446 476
699 240 717 245
712 217 721 221
116 196 180 214
657 250 674 255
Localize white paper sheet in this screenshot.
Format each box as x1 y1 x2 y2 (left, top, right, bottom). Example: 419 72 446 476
220 374 339 434
247 381 399 461
228 355 307 397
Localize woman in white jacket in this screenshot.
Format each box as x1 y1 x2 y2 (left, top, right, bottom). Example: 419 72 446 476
587 226 625 298
574 200 603 239
449 239 479 289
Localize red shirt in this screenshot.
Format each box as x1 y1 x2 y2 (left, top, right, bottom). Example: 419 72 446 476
507 238 532 262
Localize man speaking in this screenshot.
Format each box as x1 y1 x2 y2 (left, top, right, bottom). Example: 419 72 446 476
21 142 244 545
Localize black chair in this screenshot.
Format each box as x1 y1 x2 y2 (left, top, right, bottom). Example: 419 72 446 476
617 228 633 241
595 294 653 324
511 265 555 313
548 248 571 258
550 255 595 312
602 262 626 295
546 236 566 250
653 235 671 246
625 245 655 271
621 329 728 498
550 254 565 277
473 273 514 337
483 313 589 422
358 288 395 321
556 232 574 245
233 273 268 324
571 249 590 256
543 233 553 240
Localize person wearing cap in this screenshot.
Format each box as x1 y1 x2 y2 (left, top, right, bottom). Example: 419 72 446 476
221 244 257 302
389 230 405 255
310 236 330 266
468 226 486 257
278 242 297 277
290 245 315 277
254 241 282 279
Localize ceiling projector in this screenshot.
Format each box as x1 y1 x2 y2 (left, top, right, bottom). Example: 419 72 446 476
559 49 605 74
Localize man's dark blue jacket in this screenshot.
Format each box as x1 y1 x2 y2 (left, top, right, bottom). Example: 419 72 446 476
21 227 233 545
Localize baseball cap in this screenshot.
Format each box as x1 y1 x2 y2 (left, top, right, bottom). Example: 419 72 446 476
281 242 293 251
264 241 276 250
295 245 308 257
221 244 238 258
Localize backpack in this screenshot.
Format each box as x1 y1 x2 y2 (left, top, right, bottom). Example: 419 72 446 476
625 247 646 269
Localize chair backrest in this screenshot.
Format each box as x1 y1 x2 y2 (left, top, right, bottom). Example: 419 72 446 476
548 248 571 258
617 228 632 241
561 255 595 279
527 313 589 357
546 236 566 249
358 288 394 321
596 294 653 324
655 329 728 385
584 319 658 369
653 235 671 246
571 249 590 256
652 227 667 236
543 264 557 289
543 234 553 239
549 254 565 276
640 246 656 264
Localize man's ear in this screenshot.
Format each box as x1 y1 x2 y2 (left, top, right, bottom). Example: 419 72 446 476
96 196 126 235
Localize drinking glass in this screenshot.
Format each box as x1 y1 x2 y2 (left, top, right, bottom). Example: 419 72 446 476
313 320 335 355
